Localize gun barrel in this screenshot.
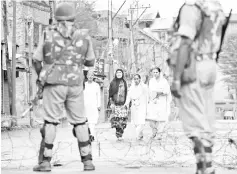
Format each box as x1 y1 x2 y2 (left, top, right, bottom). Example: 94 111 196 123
216 9 232 62
21 106 33 118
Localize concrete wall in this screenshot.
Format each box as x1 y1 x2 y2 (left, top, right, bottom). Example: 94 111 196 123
2 2 50 116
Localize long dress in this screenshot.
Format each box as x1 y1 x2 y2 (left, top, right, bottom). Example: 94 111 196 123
109 80 128 138
84 81 101 137
147 76 172 122
146 74 172 137
125 83 148 138
126 83 148 124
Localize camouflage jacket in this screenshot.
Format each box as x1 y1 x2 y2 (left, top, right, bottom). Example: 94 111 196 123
169 0 226 61
38 25 95 86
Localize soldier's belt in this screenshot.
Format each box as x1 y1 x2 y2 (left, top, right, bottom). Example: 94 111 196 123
54 63 75 66
196 53 217 61
53 63 83 67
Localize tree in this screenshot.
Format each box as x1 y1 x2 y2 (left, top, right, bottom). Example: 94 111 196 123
74 0 98 36
219 33 237 89
54 0 98 35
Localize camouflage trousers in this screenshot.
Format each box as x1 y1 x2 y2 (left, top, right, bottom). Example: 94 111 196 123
178 59 217 140
177 59 217 174
43 85 86 124
38 85 92 164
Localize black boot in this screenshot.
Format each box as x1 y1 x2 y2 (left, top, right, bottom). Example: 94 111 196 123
34 138 52 172
38 138 52 164
83 160 95 171
33 161 51 172
191 137 215 174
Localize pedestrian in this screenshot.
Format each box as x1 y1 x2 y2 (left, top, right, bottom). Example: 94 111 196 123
84 69 101 141
108 69 128 141
32 2 96 172
169 0 226 173
146 67 172 139
124 74 148 140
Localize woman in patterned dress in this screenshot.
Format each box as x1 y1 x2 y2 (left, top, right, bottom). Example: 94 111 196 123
108 69 128 140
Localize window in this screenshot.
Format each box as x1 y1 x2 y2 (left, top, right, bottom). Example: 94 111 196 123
145 22 150 28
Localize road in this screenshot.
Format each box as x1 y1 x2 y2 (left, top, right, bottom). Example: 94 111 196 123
1 121 237 173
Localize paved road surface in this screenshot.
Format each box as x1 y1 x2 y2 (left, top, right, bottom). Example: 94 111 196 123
1 121 237 174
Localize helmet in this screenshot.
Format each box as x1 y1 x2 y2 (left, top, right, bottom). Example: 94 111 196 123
54 3 76 21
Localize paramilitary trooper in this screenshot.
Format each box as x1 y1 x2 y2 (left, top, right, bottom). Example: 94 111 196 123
32 2 96 172
168 0 227 174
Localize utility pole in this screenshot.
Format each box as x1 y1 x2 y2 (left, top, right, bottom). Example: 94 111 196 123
12 0 17 117
129 6 136 75
2 0 13 115
107 0 114 82
28 21 33 102
27 19 34 127
112 0 126 21
49 0 54 24
128 3 150 75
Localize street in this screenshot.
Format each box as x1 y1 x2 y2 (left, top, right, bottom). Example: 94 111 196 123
1 121 237 174
1 0 237 174
1 166 237 174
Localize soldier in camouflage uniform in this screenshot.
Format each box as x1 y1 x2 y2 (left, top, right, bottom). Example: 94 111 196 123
32 3 95 172
169 0 226 174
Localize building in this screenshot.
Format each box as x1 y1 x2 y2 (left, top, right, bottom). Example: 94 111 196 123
126 11 160 29
133 28 169 75
93 10 130 75
1 1 50 117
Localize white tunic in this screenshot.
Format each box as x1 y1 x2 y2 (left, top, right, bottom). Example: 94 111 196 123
84 81 101 124
147 75 172 122
125 83 148 125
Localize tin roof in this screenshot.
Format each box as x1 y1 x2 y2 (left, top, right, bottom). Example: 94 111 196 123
127 11 160 21
150 18 174 30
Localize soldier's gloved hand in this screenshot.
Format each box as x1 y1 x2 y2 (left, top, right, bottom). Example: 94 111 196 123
171 80 182 98
36 79 43 99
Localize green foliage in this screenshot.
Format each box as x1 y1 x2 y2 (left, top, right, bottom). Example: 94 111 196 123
74 0 98 36
219 33 237 87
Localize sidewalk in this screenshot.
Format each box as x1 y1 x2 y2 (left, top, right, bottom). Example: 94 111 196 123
2 166 237 174
1 121 237 174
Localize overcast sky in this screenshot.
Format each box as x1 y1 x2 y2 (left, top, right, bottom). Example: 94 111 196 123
90 0 237 18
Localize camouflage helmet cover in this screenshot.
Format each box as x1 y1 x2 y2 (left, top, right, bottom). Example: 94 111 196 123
55 2 76 21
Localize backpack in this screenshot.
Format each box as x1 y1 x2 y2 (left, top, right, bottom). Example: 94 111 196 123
167 1 226 84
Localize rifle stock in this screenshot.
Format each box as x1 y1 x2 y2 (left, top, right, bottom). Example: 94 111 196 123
216 9 232 62
20 83 43 118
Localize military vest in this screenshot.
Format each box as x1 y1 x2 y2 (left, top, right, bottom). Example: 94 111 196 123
168 1 226 64
192 1 226 56
39 26 90 86
167 1 226 84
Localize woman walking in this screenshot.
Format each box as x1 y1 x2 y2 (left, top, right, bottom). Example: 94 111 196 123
147 67 172 139
84 70 101 141
125 74 148 140
108 69 128 141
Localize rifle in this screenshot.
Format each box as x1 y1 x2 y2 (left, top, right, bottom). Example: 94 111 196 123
20 81 43 118
216 9 232 62
1 81 44 128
